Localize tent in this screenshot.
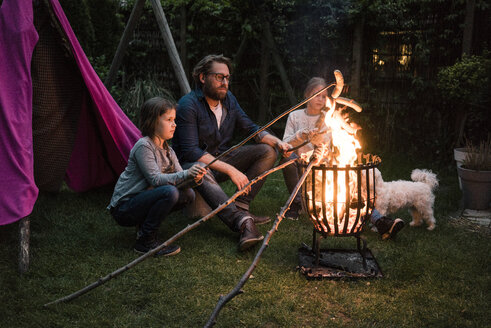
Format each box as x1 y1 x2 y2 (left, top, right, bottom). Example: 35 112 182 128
0 0 141 227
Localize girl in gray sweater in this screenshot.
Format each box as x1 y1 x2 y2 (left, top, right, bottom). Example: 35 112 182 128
108 97 206 256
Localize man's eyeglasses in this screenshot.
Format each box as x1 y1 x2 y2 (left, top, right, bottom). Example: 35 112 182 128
208 72 231 83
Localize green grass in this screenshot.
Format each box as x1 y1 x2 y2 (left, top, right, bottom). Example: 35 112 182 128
1 153 490 327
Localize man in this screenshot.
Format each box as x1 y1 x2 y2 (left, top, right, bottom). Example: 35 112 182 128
173 54 290 251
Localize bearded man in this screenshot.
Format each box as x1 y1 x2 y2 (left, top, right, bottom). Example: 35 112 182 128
173 54 290 251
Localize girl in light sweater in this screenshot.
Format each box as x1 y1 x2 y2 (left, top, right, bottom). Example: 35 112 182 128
281 77 332 219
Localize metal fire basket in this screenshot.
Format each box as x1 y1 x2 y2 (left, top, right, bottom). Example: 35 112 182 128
298 156 383 279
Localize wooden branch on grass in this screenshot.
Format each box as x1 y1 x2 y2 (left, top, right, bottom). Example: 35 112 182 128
204 158 318 328
44 158 298 307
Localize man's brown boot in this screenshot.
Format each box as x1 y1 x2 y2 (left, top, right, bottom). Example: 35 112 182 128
238 218 264 251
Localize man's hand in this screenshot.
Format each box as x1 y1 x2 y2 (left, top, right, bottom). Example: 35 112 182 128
276 140 292 157
228 166 251 194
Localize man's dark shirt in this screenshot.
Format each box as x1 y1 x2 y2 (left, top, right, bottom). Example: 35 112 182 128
173 87 266 163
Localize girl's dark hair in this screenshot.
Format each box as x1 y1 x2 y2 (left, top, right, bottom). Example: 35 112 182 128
304 77 327 98
139 97 176 137
192 54 232 86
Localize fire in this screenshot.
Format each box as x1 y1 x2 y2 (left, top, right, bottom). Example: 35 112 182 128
304 94 367 235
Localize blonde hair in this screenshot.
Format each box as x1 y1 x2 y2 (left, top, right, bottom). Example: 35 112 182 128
304 77 327 98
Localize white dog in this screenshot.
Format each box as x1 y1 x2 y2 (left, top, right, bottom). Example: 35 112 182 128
364 168 438 230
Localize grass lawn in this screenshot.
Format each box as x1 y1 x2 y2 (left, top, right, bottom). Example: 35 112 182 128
1 153 489 327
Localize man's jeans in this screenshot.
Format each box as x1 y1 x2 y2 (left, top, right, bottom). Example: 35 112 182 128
112 185 195 236
183 144 277 232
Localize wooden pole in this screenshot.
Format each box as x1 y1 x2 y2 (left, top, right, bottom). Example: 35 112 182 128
44 159 297 307
18 217 30 274
204 158 318 327
149 0 191 95
203 83 333 170
104 0 145 89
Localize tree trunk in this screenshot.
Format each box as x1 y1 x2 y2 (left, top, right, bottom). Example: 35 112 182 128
351 18 364 98
104 0 145 89
462 0 475 56
149 0 190 95
233 36 248 69
258 34 271 123
263 21 296 106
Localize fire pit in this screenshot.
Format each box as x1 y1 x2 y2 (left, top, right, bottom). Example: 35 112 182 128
298 155 383 279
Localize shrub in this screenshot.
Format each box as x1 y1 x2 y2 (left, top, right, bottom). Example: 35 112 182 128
437 54 491 145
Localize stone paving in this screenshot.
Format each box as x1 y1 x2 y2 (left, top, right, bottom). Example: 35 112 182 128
460 208 491 227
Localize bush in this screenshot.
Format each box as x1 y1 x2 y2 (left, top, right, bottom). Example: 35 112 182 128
437 54 491 145
119 77 176 123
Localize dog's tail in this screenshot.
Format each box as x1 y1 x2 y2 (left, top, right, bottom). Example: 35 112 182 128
411 169 438 190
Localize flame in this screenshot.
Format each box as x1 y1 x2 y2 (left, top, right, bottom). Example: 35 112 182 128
305 96 366 235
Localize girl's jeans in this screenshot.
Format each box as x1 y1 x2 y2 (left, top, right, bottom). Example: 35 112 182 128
112 185 195 236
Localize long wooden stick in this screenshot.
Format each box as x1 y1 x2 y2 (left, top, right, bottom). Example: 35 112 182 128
204 159 317 327
44 158 298 307
205 83 334 169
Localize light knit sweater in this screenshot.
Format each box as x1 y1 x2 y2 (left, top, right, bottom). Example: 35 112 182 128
282 108 332 156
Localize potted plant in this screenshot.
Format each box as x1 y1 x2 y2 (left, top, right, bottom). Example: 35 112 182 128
457 137 491 210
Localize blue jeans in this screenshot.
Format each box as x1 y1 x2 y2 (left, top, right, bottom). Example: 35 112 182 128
183 144 277 232
112 185 195 236
370 208 383 224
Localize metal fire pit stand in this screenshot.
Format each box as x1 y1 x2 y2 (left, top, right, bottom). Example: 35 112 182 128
298 159 384 279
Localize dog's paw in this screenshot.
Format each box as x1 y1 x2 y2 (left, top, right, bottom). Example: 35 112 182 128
409 220 422 227
426 223 436 231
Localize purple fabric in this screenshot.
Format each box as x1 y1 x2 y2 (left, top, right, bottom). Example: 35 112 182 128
0 0 40 225
0 0 141 225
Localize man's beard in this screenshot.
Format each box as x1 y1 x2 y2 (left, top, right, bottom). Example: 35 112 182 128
203 80 227 101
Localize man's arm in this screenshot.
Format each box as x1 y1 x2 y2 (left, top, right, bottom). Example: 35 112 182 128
198 153 250 192
259 133 291 155
174 95 207 163
228 93 290 155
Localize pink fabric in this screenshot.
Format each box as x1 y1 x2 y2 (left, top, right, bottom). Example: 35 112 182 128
0 0 40 225
0 0 141 225
49 0 141 192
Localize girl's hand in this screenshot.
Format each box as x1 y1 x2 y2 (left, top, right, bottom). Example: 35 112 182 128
188 164 207 182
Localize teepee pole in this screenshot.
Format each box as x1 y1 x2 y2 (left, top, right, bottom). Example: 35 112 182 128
18 217 30 274
149 0 191 95
105 0 145 88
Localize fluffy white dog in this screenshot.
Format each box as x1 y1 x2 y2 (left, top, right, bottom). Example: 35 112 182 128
365 168 438 230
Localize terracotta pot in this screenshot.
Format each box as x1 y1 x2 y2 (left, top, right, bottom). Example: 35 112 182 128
457 166 491 210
